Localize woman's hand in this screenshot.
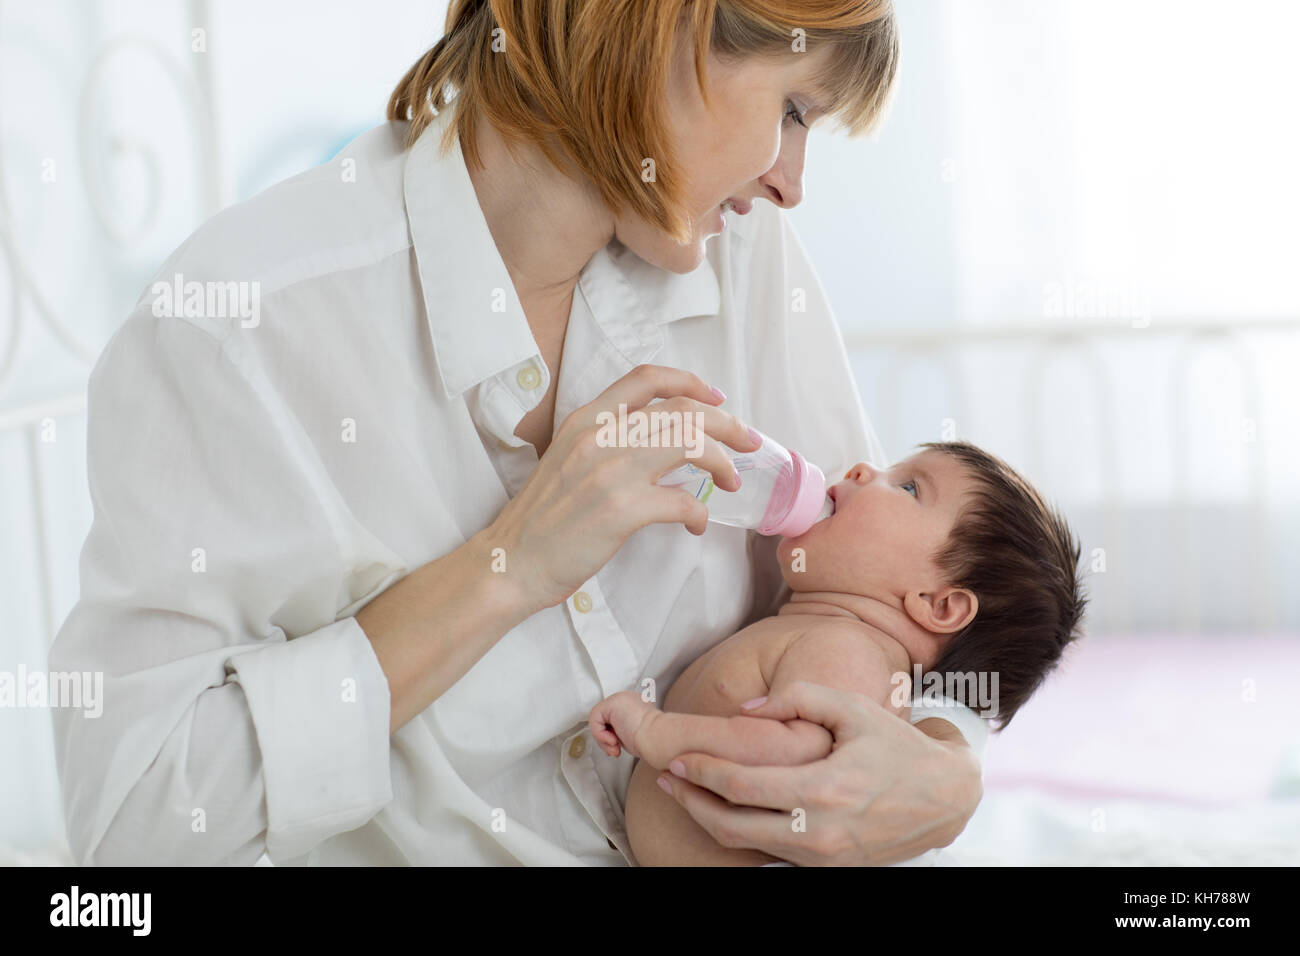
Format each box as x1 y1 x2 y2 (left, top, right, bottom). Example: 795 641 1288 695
653 681 984 866
481 363 761 611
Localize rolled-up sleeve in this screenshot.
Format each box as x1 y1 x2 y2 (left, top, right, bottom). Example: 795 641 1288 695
49 308 394 865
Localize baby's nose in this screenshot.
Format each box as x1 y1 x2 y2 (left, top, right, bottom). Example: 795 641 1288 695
845 462 877 482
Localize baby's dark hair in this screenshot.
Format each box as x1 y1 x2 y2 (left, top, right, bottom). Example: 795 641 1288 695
920 441 1086 732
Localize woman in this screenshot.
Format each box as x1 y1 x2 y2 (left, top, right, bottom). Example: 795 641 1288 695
50 0 983 865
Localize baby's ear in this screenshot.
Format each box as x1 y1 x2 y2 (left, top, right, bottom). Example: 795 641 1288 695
903 587 978 635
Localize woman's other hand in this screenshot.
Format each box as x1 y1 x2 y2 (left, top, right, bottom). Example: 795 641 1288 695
653 680 984 866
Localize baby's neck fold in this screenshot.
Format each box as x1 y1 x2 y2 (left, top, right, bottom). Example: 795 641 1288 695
777 590 935 665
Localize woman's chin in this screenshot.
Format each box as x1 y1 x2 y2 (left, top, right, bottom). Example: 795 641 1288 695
638 239 708 274
615 219 713 274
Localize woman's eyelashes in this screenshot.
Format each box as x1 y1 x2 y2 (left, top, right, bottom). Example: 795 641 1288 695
783 100 808 129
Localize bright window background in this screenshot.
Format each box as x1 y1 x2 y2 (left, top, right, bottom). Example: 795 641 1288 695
791 0 1300 635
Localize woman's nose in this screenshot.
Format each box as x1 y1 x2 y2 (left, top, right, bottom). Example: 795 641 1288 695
759 136 807 209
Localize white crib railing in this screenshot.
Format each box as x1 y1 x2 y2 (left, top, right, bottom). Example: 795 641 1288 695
0 0 221 652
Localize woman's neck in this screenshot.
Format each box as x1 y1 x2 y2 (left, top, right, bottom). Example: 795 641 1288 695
462 113 615 312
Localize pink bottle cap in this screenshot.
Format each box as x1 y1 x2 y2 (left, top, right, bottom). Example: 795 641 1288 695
761 451 829 537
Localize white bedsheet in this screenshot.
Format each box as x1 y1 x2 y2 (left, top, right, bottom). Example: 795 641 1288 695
8 792 1298 866
947 787 1300 866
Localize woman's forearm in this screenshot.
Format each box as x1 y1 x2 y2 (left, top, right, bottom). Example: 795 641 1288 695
624 710 829 866
357 526 543 734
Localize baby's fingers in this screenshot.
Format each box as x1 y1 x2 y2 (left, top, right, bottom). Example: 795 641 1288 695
593 727 622 757
588 709 622 756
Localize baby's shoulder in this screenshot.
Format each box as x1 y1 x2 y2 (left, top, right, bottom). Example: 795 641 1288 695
803 617 907 660
769 617 911 696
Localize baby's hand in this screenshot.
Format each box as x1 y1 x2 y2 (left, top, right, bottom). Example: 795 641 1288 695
588 690 659 759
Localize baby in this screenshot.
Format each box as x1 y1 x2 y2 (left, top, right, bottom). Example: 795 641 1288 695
588 440 1086 866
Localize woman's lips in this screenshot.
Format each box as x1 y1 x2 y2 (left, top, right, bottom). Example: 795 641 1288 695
722 197 752 215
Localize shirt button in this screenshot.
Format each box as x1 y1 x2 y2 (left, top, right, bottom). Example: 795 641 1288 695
516 365 542 390
568 735 586 759
572 591 593 613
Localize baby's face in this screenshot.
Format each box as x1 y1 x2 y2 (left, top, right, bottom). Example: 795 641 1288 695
776 449 975 600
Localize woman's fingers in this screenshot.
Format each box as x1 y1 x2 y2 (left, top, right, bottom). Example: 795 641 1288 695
666 681 882 813
643 396 759 459
585 363 723 418
658 682 964 865
490 363 764 607
736 681 888 741
654 775 805 856
663 752 822 813
634 487 710 536
567 364 764 504
642 426 744 495
615 396 761 494
657 767 862 865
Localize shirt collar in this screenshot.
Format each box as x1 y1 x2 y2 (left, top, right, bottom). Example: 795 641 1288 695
402 109 720 400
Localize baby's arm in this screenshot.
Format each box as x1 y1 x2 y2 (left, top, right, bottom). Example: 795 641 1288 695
765 622 912 723
619 622 912 866
589 690 830 770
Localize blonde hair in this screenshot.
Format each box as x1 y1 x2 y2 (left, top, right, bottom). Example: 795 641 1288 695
387 0 898 243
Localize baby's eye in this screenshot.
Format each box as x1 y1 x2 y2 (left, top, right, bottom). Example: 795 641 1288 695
901 480 919 499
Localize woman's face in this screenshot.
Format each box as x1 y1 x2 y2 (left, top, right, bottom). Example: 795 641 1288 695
613 40 836 273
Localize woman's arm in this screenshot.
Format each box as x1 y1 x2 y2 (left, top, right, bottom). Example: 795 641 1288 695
53 317 755 866
356 531 539 734
51 311 401 865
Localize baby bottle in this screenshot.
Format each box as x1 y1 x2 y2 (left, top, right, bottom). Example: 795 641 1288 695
656 426 834 536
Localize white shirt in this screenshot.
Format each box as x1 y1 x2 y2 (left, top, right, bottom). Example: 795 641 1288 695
49 107 987 866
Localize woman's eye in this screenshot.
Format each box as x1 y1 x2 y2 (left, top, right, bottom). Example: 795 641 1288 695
902 480 918 499
783 101 808 129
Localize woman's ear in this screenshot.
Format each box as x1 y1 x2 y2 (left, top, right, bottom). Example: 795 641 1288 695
903 587 978 634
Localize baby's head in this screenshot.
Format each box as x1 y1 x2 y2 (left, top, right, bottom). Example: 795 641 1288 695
776 440 1085 730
